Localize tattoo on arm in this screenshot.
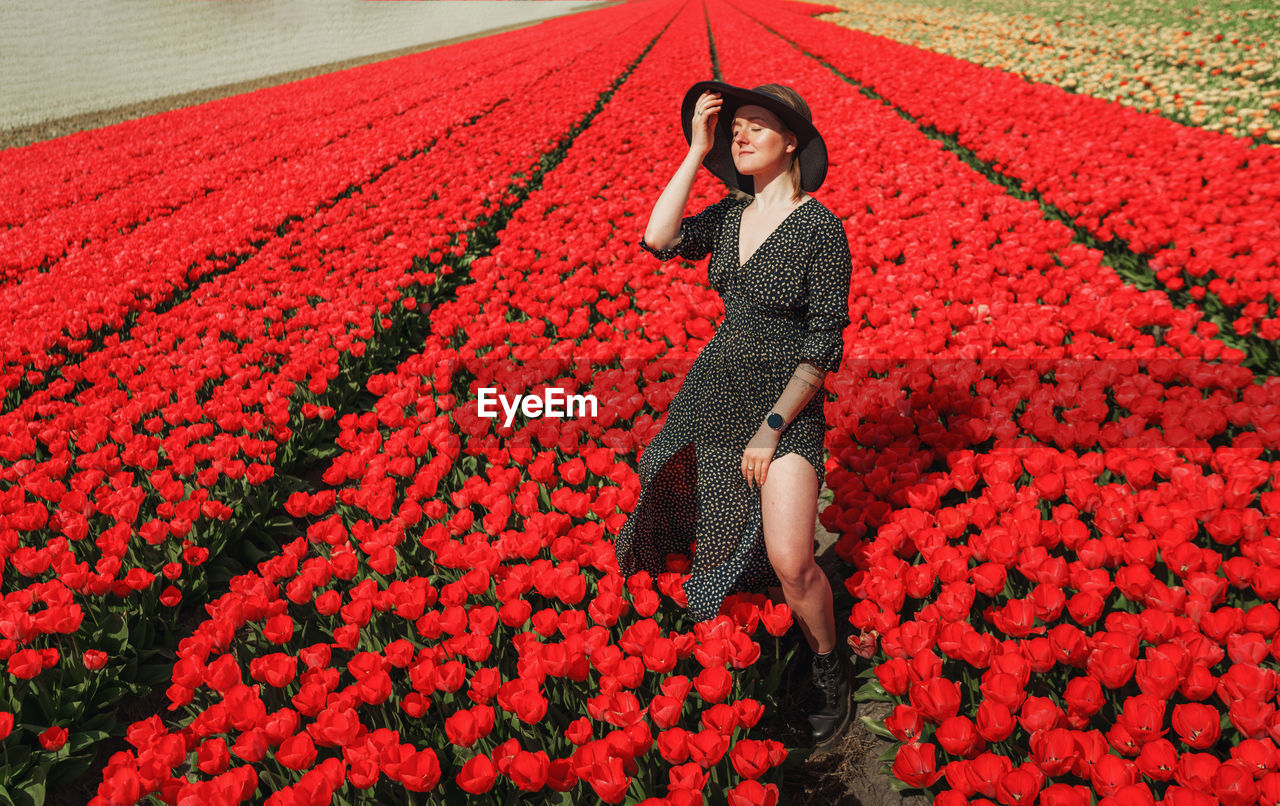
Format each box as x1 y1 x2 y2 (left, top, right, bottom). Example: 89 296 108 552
792 362 825 391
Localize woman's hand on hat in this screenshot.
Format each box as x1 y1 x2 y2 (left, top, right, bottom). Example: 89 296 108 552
689 91 722 157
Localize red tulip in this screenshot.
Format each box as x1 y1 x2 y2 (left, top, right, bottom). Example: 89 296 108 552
727 779 780 806
1175 752 1221 790
760 601 792 636
565 717 593 746
1214 760 1259 806
885 704 925 743
1039 782 1091 806
1089 753 1136 797
197 737 230 775
977 671 1024 713
935 715 981 757
38 726 68 751
507 749 549 792
1172 703 1221 749
231 728 270 763
1161 654 1205 695
1031 728 1077 777
1135 738 1177 782
687 729 729 768
975 700 1015 743
1230 738 1274 775
1048 623 1089 666
729 739 775 779
995 767 1042 806
642 636 677 673
445 705 495 748
735 698 764 729
875 657 910 696
667 762 708 791
700 703 738 736
648 695 683 729
1229 698 1274 738
1117 694 1167 745
456 754 497 795
1134 656 1180 700
582 755 628 803
693 666 732 703
1067 591 1105 626
909 677 961 723
660 674 693 701
656 728 691 764
547 757 578 793
892 742 942 788
399 747 441 793
1087 645 1136 689
8 649 43 680
275 733 316 771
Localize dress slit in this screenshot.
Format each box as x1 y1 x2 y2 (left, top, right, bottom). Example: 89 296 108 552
615 192 850 623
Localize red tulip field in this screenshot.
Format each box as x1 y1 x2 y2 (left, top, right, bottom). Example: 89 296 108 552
3 0 1280 804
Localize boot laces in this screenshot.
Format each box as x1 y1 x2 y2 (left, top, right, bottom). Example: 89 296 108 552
813 654 842 693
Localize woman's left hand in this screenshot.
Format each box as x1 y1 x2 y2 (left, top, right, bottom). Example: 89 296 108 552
741 425 780 489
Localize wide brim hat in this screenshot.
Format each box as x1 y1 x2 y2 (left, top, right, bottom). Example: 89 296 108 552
680 79 828 194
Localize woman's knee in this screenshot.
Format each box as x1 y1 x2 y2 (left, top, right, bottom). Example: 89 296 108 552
773 554 821 589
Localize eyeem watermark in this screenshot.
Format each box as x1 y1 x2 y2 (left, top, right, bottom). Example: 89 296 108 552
477 387 598 428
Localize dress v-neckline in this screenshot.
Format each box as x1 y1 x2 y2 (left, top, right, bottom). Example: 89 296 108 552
734 197 815 270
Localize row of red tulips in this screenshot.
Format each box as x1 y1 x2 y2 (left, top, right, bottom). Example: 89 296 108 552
92 5 797 804
1 0 651 672
708 2 1280 802
0 3 632 273
0 1 666 404
6 0 1277 802
2 38 516 280
1 4 670 799
86 0 1280 802
731 0 1280 358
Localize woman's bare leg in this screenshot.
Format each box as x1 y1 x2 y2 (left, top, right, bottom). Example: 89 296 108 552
760 453 835 654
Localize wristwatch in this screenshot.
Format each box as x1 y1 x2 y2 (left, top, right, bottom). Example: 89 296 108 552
766 411 786 431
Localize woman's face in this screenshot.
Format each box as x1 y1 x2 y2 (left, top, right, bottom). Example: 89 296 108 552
730 104 795 177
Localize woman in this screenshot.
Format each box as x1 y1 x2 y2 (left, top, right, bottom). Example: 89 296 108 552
613 80 855 746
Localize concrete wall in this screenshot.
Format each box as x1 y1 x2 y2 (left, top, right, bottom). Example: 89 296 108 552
0 0 606 130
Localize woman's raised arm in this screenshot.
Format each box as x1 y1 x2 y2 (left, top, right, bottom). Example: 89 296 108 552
643 151 706 251
643 90 722 251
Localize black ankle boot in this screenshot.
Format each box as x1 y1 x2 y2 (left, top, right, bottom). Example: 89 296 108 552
808 650 853 745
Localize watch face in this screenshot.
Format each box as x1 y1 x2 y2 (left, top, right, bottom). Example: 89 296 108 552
767 412 784 430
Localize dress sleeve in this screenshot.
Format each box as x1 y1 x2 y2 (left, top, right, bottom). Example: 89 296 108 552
800 215 853 374
637 196 732 262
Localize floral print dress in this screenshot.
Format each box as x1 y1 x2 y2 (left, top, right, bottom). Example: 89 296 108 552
614 193 853 622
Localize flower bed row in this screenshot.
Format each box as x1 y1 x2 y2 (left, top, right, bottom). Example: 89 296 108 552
811 0 1280 141
0 5 624 272
6 0 1277 803
0 1 664 406
708 2 1280 802
0 39 514 277
87 0 1280 802
0 7 668 799
90 5 797 804
735 0 1280 361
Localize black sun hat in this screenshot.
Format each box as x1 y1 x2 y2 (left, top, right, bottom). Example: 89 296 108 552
680 79 829 194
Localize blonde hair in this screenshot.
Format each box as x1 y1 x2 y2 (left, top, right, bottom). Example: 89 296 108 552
728 83 811 204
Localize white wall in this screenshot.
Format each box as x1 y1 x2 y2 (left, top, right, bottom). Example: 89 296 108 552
0 0 607 129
